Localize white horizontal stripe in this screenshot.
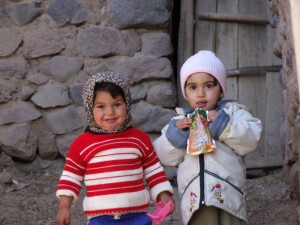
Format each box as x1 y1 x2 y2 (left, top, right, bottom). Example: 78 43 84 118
85 172 142 186
80 137 148 155
81 136 148 156
89 148 140 163
56 189 78 200
83 189 150 211
85 167 143 181
66 157 85 170
144 162 163 178
84 141 145 161
87 162 141 173
62 171 83 183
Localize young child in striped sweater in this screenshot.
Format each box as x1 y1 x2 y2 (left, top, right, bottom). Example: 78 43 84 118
56 71 175 225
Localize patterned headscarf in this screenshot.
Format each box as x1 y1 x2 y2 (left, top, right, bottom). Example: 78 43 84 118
82 71 132 134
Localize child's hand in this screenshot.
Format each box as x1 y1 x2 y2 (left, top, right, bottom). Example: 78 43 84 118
57 196 73 225
175 118 192 130
157 191 175 214
207 110 218 122
57 206 71 225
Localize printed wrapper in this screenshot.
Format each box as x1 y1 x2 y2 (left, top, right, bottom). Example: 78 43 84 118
187 108 216 155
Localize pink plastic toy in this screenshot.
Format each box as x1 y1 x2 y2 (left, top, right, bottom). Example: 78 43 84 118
147 200 172 224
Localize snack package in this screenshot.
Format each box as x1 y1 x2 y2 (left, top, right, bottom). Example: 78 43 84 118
147 200 172 225
187 108 215 155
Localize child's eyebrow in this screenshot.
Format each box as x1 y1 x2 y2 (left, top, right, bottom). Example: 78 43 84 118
186 79 215 85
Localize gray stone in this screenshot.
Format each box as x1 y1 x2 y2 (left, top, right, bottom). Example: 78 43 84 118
0 171 12 184
0 59 29 79
69 83 84 106
76 106 88 127
0 27 22 57
23 28 65 59
31 118 59 160
39 56 83 82
131 101 176 132
0 80 17 104
0 123 37 161
77 26 118 57
19 86 35 101
147 82 177 107
38 133 58 160
56 131 82 158
130 85 146 101
46 0 89 26
31 82 71 109
0 152 14 167
77 26 140 57
141 32 173 57
0 101 42 125
43 106 83 135
108 0 170 29
85 56 172 84
26 73 49 85
117 29 141 56
4 1 42 26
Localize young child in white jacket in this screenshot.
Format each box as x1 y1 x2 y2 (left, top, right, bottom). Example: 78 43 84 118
153 51 262 225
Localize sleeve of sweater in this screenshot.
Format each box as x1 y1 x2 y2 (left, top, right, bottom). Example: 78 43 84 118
153 117 186 167
140 133 173 202
211 102 262 156
166 119 190 148
56 139 85 201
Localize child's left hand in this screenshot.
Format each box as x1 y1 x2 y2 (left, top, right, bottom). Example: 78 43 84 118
157 191 175 214
207 110 218 122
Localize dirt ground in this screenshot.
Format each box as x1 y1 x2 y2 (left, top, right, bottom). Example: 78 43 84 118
0 157 298 225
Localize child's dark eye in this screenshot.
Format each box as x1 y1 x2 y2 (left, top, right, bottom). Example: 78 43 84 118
205 82 215 89
114 101 125 108
188 84 197 90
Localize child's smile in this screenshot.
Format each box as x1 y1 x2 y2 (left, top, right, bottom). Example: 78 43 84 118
92 91 127 131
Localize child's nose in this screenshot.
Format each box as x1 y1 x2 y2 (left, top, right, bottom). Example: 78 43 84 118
105 107 114 114
197 87 205 96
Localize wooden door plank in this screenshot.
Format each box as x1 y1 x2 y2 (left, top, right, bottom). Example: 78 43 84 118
263 72 283 165
216 0 239 100
238 0 270 67
195 0 216 51
177 0 195 107
246 72 283 168
240 74 266 168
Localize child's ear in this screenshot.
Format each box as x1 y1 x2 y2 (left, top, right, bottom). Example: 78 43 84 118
220 92 225 99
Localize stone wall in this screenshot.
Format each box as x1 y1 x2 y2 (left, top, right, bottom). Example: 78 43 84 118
0 0 177 163
269 0 300 221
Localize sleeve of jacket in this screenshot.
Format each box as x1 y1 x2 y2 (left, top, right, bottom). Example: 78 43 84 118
214 102 262 156
153 121 186 167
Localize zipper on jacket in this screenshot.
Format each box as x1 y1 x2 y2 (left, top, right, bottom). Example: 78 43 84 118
182 155 205 205
199 154 205 206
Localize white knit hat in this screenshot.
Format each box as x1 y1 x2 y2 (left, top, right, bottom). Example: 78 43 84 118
180 50 227 99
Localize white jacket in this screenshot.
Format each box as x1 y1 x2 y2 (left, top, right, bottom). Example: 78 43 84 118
153 101 262 225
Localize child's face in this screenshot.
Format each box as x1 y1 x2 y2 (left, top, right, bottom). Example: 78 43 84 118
185 72 224 110
92 90 127 131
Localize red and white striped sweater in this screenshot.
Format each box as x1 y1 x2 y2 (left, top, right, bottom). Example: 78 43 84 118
56 127 173 217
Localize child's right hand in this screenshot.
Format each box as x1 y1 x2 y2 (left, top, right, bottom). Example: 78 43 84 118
57 205 71 225
57 195 73 225
175 118 192 130
157 191 175 214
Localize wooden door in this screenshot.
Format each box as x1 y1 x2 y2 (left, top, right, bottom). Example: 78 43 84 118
178 0 283 169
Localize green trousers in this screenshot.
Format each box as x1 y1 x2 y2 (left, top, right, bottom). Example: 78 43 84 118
188 206 247 225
